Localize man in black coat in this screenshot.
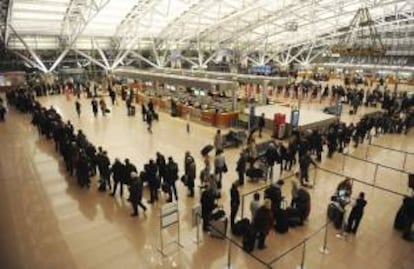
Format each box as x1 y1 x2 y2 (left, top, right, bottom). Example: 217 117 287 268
264 180 284 213
299 151 317 186
129 172 147 217
156 152 166 183
230 182 240 229
258 113 265 138
252 200 272 249
91 98 98 117
165 157 179 202
76 152 90 188
110 158 125 197
264 142 278 181
97 151 111 191
184 152 196 197
123 158 137 186
236 152 247 185
200 185 216 231
146 159 159 203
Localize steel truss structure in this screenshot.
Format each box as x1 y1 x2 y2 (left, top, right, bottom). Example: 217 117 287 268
0 0 414 72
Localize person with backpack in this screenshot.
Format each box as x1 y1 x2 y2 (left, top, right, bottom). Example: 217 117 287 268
165 157 179 202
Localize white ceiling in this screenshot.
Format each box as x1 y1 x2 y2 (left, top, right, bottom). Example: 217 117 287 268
4 0 414 52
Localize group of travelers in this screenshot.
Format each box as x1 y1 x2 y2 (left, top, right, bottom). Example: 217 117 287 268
5 87 187 218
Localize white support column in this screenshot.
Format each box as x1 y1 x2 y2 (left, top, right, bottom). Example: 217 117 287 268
49 0 111 72
93 37 110 68
151 37 161 66
8 24 47 72
130 51 159 68
203 50 219 66
74 49 108 70
181 56 199 67
247 56 261 66
12 50 42 70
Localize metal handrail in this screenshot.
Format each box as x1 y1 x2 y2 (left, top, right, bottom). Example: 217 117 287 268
342 152 409 175
267 221 330 265
206 214 272 269
369 142 414 155
317 166 407 197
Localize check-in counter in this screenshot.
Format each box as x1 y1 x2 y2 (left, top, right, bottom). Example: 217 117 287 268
216 112 238 127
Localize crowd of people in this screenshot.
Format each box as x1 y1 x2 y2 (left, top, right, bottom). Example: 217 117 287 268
5 88 189 217
3 80 413 254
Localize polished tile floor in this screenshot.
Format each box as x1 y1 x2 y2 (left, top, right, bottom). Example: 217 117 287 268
0 94 413 269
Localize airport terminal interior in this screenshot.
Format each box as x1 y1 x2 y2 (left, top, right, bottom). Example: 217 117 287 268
0 0 414 269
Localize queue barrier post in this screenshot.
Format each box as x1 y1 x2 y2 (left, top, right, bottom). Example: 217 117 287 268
296 240 307 269
225 235 233 269
403 153 408 171
373 164 379 186
319 220 330 255
241 195 245 219
341 153 346 172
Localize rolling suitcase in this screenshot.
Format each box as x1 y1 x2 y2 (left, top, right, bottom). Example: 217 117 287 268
232 218 250 236
286 207 303 227
275 209 289 234
209 217 228 239
242 228 256 252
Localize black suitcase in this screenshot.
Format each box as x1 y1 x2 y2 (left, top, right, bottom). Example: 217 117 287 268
327 203 344 229
275 209 289 234
246 168 264 178
232 218 250 236
210 209 226 221
242 229 256 253
286 207 303 227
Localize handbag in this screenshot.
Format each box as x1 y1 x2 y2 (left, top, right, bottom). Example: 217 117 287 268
181 175 188 186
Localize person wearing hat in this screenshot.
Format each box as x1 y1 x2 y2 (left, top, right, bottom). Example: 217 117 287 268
129 172 147 217
252 199 273 250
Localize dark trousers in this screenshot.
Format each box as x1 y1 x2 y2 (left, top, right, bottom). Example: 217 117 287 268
346 212 362 234
187 178 194 197
132 201 147 215
256 232 266 248
300 168 309 185
238 170 245 185
149 185 158 202
230 203 239 228
112 181 124 196
168 181 178 201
